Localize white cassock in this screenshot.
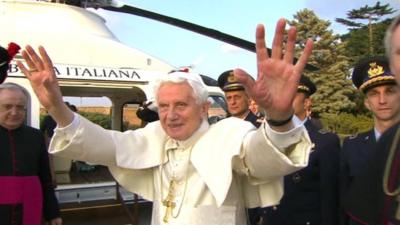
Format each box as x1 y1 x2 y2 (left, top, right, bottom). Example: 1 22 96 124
50 114 311 225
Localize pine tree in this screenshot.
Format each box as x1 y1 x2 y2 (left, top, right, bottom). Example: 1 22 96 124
340 18 394 65
335 1 396 55
288 9 358 115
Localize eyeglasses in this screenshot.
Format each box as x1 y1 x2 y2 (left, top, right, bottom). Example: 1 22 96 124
0 104 27 113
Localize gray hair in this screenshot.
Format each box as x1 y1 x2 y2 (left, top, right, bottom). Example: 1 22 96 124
0 82 30 102
385 15 400 58
152 71 209 106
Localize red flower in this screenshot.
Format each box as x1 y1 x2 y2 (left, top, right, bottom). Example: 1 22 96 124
180 67 189 73
7 42 21 61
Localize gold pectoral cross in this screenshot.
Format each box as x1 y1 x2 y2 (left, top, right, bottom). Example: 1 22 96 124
162 180 176 223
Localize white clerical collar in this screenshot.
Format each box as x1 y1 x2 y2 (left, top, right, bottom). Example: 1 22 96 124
165 119 209 151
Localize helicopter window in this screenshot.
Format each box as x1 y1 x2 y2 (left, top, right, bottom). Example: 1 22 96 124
207 95 227 124
121 103 143 131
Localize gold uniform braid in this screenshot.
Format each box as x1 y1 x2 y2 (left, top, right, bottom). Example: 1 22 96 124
383 125 400 196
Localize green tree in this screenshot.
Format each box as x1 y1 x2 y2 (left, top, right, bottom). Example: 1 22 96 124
321 113 373 136
79 111 112 129
340 18 394 65
336 1 396 56
288 9 358 115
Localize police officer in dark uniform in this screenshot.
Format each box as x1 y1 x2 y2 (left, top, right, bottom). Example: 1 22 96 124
344 122 399 225
343 17 400 225
218 70 262 225
218 70 262 128
340 56 400 225
262 75 341 225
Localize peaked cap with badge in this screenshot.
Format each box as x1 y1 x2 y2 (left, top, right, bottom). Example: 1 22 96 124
298 75 317 96
352 56 396 93
217 70 245 92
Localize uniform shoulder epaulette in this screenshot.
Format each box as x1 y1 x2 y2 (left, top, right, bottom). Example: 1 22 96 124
348 133 358 139
318 129 329 135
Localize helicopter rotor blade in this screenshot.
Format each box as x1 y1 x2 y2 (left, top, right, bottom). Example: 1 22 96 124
93 2 318 71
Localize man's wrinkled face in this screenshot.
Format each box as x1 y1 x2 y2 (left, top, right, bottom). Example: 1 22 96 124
0 89 27 130
225 90 250 118
364 85 400 122
157 82 209 141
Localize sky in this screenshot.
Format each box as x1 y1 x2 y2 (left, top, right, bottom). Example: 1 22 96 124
68 0 400 106
94 0 400 78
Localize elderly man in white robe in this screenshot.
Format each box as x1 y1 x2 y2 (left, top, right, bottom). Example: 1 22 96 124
17 18 314 225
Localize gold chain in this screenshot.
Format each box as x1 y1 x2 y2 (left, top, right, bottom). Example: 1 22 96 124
159 143 193 221
383 125 400 196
